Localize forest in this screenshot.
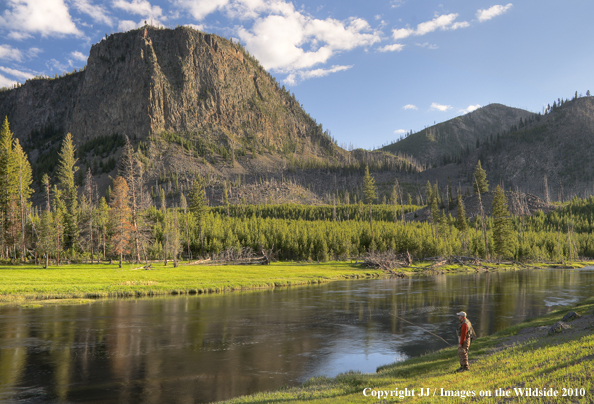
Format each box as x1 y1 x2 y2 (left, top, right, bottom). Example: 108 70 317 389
1 117 593 268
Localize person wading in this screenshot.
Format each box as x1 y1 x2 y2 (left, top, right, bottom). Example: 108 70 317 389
456 311 476 372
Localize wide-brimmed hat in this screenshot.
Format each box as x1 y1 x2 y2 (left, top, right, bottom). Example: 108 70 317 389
456 311 467 317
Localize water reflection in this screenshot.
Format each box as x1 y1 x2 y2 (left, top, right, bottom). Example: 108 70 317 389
0 268 593 403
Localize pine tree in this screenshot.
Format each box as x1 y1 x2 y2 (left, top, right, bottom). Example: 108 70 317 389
456 192 468 253
0 118 18 258
110 176 132 268
492 185 514 261
119 136 142 262
96 197 110 261
473 160 489 194
362 165 376 205
189 179 207 255
56 133 79 252
14 139 33 260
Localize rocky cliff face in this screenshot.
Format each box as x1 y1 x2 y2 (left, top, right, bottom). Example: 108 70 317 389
0 27 335 159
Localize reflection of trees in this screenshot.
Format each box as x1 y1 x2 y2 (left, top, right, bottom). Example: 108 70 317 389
0 269 592 403
0 308 27 398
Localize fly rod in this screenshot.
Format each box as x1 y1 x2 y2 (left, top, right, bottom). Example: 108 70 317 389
392 313 453 346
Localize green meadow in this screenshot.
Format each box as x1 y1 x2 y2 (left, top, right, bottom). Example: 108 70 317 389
222 298 594 403
0 261 384 304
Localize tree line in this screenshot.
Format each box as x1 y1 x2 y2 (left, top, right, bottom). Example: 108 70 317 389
2 117 594 267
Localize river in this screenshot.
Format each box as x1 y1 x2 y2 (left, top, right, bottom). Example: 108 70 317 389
0 267 593 403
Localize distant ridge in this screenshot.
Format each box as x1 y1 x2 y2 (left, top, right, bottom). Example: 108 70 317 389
381 103 535 165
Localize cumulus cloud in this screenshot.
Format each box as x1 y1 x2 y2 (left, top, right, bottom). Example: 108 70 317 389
174 0 379 81
118 19 139 32
460 104 481 114
173 0 229 21
430 102 451 111
403 104 418 110
377 43 405 52
283 65 352 85
0 0 82 37
0 45 24 62
113 0 164 24
394 129 406 134
476 4 513 22
0 66 34 80
0 74 18 88
71 0 113 26
239 12 380 72
70 51 87 61
8 31 32 40
392 13 469 41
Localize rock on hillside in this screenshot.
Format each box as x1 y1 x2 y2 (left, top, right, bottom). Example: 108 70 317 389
0 26 340 162
381 103 535 165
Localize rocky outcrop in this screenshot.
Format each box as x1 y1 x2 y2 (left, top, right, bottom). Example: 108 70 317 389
0 26 336 160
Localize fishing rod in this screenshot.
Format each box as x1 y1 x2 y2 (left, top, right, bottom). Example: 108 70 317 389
392 313 453 346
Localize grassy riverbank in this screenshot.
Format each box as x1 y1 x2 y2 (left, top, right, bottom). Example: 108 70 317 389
222 298 594 404
0 261 384 305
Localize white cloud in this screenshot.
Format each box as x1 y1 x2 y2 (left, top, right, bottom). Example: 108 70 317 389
377 43 404 52
390 0 405 8
184 23 205 32
112 0 164 22
0 74 18 88
416 42 438 49
0 45 24 62
403 104 418 110
7 31 32 40
118 20 139 32
0 0 82 37
173 0 229 21
392 13 469 41
28 48 42 57
430 102 451 111
476 4 512 22
173 0 379 77
394 129 406 134
71 0 113 26
238 9 379 72
70 51 87 61
283 65 352 85
460 104 481 114
0 66 34 80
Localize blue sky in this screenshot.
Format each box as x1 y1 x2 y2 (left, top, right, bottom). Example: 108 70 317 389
1 0 593 149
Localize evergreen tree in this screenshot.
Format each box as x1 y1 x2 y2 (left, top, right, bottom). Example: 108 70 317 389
96 197 110 261
189 179 208 255
14 139 33 260
362 165 376 204
56 133 79 251
0 118 18 258
473 160 489 194
492 185 514 261
110 176 132 268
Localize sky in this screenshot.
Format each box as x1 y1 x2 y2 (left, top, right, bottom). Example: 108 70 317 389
1 0 593 150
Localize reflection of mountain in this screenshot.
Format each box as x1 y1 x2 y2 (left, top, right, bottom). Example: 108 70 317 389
0 269 593 403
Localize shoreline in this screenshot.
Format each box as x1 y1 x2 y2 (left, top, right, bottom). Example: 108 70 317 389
220 296 594 403
1 260 593 307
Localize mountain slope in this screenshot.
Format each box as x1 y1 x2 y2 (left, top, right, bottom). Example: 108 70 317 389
381 103 535 165
472 96 594 198
0 26 341 165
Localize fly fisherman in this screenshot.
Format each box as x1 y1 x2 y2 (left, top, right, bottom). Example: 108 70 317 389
456 311 476 372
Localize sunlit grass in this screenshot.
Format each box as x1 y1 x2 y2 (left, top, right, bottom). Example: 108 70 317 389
0 261 384 304
222 298 594 403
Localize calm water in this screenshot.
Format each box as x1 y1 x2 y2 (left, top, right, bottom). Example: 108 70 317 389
1 268 593 403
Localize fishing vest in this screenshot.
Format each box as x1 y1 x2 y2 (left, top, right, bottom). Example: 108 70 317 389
460 319 477 342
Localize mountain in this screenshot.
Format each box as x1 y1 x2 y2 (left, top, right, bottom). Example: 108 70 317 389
0 26 345 169
381 103 535 165
470 96 594 199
